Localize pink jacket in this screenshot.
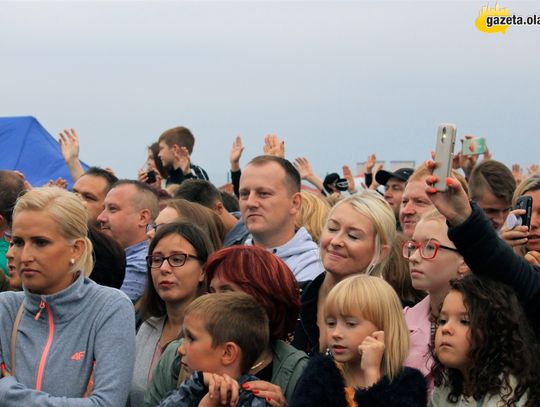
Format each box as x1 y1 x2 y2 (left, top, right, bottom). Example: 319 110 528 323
403 295 434 396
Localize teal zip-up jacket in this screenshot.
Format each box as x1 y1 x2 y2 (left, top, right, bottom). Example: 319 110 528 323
0 273 136 406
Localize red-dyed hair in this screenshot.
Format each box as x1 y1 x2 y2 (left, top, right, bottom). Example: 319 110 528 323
205 246 300 341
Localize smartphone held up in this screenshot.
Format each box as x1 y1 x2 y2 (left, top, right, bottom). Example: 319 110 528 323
433 123 457 192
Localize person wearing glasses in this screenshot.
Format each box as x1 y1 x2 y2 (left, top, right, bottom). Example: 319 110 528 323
128 222 214 407
401 209 469 397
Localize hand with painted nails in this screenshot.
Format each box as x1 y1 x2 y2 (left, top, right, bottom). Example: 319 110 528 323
200 372 240 407
425 160 472 226
242 381 286 407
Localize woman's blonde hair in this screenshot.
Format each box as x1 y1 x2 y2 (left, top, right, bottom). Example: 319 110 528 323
324 274 409 381
13 187 93 276
327 190 396 275
513 175 540 205
295 191 331 243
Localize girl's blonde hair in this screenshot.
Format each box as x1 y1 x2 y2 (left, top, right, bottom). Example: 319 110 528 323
327 190 396 275
295 191 331 244
13 187 93 276
324 274 409 381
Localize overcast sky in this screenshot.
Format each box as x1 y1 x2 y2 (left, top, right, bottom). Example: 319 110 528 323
1 1 539 186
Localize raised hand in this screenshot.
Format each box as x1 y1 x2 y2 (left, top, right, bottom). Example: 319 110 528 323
512 164 524 184
242 381 287 407
294 157 314 180
47 177 68 189
59 128 80 163
342 165 357 194
369 163 384 190
263 134 285 158
365 154 377 174
425 160 472 226
358 330 385 387
230 135 245 172
528 164 540 176
58 128 85 181
293 157 325 192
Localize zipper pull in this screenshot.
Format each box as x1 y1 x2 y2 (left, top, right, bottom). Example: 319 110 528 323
35 299 46 320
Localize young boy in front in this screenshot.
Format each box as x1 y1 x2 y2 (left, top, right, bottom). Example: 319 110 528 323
158 292 270 407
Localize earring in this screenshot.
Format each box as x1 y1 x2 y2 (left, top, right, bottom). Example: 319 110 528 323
70 259 75 265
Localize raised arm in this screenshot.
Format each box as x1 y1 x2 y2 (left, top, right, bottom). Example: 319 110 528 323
425 164 540 335
59 129 85 182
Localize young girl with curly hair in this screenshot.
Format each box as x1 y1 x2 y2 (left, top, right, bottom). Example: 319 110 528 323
431 275 540 406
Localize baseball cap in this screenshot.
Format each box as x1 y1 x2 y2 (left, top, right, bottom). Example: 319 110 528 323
375 168 414 186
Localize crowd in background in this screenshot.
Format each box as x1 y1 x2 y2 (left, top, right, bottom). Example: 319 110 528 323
0 125 539 407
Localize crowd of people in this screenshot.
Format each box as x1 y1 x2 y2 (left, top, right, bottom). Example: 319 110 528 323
0 125 539 407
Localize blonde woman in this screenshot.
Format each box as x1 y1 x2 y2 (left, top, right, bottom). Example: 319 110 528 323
292 190 396 353
0 187 135 406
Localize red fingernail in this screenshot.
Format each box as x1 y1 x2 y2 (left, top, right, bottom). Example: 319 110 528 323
266 397 273 402
0 363 5 370
252 390 260 394
430 188 437 194
446 177 453 185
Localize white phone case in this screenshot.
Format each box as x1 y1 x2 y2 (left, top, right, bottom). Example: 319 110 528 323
433 124 457 192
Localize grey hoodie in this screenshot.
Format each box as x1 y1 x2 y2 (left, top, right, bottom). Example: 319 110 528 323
246 227 324 282
0 273 136 406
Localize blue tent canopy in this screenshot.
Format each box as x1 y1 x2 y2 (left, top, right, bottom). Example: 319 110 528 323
0 116 88 189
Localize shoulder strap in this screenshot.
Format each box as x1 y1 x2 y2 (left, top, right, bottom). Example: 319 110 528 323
10 302 25 376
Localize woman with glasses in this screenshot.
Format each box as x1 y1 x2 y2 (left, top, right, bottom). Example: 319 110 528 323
401 209 469 397
145 246 308 407
292 190 397 354
128 222 214 407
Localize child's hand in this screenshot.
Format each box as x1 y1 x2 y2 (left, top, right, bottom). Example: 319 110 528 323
200 373 239 407
358 331 385 387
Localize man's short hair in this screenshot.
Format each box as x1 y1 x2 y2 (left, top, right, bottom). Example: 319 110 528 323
0 171 26 227
174 179 222 209
469 160 516 206
247 156 301 195
111 180 160 220
220 191 239 212
158 126 195 155
185 292 269 374
84 167 119 193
